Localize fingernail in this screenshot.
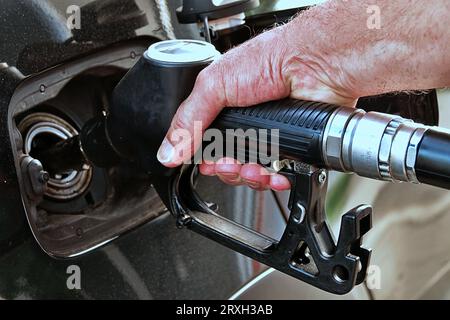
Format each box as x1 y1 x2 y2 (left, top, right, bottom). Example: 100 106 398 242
270 174 291 190
157 138 175 164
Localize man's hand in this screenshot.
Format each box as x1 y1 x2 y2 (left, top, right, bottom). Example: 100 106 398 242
157 0 450 191
156 22 356 191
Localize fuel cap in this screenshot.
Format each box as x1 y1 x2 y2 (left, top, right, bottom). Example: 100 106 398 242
145 39 221 65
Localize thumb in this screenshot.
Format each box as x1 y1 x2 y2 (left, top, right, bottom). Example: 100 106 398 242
157 66 226 167
157 26 292 167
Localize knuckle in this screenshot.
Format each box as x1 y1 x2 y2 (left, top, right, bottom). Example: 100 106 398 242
171 113 191 132
196 68 214 88
195 66 228 107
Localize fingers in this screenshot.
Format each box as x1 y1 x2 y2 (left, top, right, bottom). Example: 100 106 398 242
215 158 243 186
269 174 292 191
200 158 244 186
239 164 271 191
199 158 291 191
198 162 216 176
239 164 291 191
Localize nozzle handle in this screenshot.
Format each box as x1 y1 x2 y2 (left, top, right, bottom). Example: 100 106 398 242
211 98 339 166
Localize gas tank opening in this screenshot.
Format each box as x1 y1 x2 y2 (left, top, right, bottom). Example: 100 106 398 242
18 112 92 201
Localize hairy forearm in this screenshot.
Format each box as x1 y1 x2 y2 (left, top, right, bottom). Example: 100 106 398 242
284 0 450 98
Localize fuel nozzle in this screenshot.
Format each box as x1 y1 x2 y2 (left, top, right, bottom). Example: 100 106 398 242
34 115 122 175
32 135 86 175
36 39 221 179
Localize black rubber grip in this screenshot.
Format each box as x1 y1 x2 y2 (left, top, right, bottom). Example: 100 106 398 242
416 129 450 190
211 99 339 165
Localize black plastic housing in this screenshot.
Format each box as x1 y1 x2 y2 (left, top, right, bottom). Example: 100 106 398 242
107 54 209 175
212 99 338 166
